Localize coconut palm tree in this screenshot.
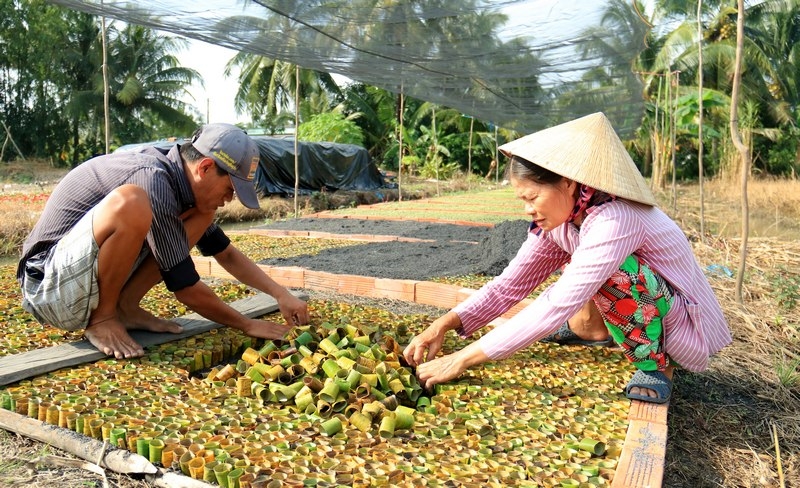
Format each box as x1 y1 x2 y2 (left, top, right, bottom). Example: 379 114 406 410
106 24 200 143
225 52 341 132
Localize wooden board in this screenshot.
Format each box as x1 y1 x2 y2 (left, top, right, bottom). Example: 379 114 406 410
0 291 307 387
610 369 673 488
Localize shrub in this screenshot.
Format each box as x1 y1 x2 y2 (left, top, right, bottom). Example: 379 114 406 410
297 112 365 146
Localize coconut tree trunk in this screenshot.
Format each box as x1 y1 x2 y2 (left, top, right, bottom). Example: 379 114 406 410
729 0 750 305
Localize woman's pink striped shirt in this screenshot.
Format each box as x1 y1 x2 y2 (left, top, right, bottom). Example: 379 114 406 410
453 199 731 372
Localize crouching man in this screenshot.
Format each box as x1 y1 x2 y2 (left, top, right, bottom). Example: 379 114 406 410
17 123 309 359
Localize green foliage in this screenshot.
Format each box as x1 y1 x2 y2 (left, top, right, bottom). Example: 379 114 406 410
297 112 364 146
772 267 800 311
758 131 799 177
418 155 461 180
226 52 341 130
0 2 199 164
0 0 73 162
774 355 800 389
401 154 421 175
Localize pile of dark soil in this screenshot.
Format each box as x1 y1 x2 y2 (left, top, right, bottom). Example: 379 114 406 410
255 218 531 280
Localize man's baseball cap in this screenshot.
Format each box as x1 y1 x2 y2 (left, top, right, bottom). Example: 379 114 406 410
191 123 261 209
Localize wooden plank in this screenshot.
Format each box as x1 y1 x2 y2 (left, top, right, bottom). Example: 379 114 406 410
611 420 668 488
501 298 534 319
611 369 672 488
0 291 307 387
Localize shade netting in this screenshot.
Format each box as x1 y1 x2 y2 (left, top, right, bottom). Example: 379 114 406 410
46 0 649 135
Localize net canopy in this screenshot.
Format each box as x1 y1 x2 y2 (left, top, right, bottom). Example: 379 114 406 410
46 0 650 136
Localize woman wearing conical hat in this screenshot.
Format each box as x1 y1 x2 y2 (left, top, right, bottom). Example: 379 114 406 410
404 112 731 404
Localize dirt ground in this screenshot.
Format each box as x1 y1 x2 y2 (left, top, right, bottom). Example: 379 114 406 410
254 218 531 280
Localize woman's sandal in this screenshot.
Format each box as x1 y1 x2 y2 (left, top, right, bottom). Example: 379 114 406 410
541 321 615 347
624 369 673 404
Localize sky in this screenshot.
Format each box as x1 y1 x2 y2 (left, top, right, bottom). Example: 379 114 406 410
180 39 246 126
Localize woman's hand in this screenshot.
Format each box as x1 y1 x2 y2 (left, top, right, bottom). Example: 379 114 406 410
415 351 468 389
403 311 461 367
415 342 490 389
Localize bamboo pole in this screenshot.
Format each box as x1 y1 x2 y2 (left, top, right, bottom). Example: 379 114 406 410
0 120 26 161
0 408 156 474
468 116 474 190
494 124 499 185
432 105 439 196
148 471 219 488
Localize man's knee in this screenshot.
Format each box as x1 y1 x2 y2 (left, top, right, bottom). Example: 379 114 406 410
93 185 153 243
101 186 152 228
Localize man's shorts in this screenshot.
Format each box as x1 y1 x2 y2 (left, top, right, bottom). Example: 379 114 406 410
21 209 100 331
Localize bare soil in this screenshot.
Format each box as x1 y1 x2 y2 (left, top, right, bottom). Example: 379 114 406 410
253 218 530 280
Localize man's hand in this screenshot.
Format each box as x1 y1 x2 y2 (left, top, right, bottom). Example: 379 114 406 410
277 292 310 326
240 318 292 340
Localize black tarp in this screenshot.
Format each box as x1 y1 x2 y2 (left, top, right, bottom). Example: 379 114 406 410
253 136 384 196
115 136 385 196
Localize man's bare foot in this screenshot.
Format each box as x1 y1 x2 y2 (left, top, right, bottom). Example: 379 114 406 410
84 317 145 359
118 306 183 334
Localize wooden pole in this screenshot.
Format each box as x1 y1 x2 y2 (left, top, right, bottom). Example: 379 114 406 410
697 0 706 240
0 408 156 475
149 471 222 487
294 65 300 218
0 120 26 161
398 85 404 202
468 116 474 190
730 0 750 304
100 2 110 154
671 71 679 212
432 105 439 196
494 125 499 185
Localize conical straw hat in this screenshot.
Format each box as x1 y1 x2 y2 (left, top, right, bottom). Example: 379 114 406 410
499 112 657 206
